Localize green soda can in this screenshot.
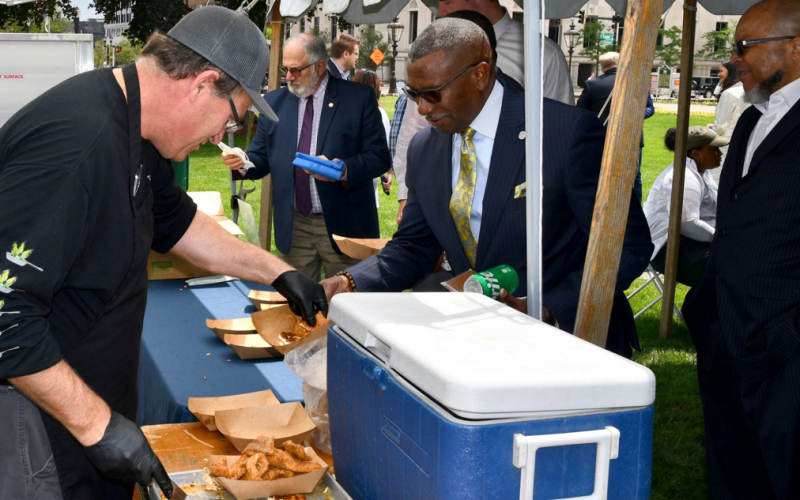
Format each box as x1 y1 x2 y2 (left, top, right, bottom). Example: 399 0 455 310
463 265 519 300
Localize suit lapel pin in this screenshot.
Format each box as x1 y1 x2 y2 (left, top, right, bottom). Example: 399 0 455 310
519 131 527 140
328 102 334 108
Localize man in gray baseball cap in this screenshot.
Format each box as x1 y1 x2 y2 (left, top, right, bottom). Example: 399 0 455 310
0 6 325 500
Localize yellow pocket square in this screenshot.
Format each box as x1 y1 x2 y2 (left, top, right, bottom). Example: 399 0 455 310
514 182 527 199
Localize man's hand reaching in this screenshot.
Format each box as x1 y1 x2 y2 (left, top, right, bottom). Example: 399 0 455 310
321 275 352 303
272 270 329 326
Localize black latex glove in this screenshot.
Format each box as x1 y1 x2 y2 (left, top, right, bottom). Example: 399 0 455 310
272 270 329 326
84 412 172 497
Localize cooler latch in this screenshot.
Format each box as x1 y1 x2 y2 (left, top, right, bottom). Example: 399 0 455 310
512 426 620 500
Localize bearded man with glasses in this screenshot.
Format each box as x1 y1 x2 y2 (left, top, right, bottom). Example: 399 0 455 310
321 17 652 359
220 33 390 281
682 0 800 498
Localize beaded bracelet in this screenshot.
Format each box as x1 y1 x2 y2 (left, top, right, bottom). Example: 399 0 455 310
336 271 358 293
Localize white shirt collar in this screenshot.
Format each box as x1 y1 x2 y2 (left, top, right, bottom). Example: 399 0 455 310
753 75 800 114
331 59 348 78
310 74 329 103
466 80 504 140
493 9 512 39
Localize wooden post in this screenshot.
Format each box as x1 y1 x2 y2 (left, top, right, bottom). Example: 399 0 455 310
259 0 284 251
660 0 698 338
574 0 664 347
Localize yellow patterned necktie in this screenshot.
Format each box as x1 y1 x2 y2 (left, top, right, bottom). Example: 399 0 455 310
450 127 478 268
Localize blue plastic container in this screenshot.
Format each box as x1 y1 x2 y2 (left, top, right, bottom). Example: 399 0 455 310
327 293 655 500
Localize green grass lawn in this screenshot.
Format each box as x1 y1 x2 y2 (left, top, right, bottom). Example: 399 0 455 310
188 111 713 498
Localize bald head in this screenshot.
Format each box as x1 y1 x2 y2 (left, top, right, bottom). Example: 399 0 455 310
409 18 492 66
766 0 800 37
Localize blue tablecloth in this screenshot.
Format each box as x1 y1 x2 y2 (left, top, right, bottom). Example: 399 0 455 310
136 279 303 426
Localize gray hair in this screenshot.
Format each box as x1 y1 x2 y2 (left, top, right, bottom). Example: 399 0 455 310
408 18 489 63
286 33 328 64
599 52 619 71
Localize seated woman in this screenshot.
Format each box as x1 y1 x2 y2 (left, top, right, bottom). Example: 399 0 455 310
643 126 729 287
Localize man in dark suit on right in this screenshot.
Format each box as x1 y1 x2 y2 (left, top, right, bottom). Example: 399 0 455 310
682 1 800 497
577 51 654 204
322 18 652 358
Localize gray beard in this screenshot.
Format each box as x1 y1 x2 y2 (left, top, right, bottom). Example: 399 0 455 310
288 71 322 99
744 69 785 105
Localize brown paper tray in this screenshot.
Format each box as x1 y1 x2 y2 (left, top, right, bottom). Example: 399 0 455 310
223 333 282 360
248 290 288 308
206 318 257 340
215 402 316 452
210 447 329 499
251 305 331 355
188 390 280 432
332 234 389 260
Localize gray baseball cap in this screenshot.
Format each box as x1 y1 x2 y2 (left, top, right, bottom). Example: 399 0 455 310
687 126 729 150
168 6 278 122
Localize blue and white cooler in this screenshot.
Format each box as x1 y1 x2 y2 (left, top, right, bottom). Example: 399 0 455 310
327 293 656 500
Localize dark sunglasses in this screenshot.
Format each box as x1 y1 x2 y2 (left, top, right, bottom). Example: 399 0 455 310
225 95 243 133
279 61 317 77
404 62 481 104
733 36 795 57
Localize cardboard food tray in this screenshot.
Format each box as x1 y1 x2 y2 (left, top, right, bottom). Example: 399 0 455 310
206 318 257 340
331 235 389 260
146 471 352 500
251 305 331 355
223 333 282 360
188 390 280 432
215 402 316 452
248 290 288 308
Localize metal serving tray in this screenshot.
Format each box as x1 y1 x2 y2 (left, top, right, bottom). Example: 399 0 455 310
144 471 353 500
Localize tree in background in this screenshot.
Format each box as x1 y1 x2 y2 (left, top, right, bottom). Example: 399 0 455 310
697 21 736 61
655 26 683 69
579 20 611 75
0 0 77 32
356 25 389 71
310 27 331 50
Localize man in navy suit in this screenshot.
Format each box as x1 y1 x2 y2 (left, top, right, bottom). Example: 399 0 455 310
322 18 652 358
682 1 800 497
222 33 390 281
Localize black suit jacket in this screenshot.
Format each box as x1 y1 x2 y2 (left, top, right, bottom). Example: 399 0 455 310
683 98 800 382
244 77 390 254
347 80 653 356
326 59 347 80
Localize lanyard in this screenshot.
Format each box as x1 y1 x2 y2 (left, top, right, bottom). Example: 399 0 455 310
122 64 144 205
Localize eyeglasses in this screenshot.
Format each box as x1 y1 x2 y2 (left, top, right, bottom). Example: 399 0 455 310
403 62 481 104
225 96 243 133
279 61 317 77
733 36 796 57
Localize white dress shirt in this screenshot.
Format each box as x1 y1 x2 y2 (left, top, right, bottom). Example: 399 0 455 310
709 81 749 182
331 59 350 80
450 81 504 242
743 76 800 177
643 158 718 261
296 74 329 213
492 10 574 105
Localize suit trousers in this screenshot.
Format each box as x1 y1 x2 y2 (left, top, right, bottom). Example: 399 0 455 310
650 235 710 288
697 328 800 499
0 385 63 500
278 212 360 281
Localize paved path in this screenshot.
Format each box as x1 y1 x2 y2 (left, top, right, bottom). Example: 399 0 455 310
653 101 717 113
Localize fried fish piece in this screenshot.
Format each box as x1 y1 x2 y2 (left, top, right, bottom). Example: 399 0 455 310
245 453 270 481
293 312 326 336
242 435 275 456
266 449 322 473
280 440 310 461
228 455 248 480
274 495 306 500
210 457 229 478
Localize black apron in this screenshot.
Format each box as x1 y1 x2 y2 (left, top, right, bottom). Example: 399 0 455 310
40 63 155 500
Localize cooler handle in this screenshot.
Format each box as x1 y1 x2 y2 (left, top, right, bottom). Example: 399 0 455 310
364 332 391 362
512 426 620 500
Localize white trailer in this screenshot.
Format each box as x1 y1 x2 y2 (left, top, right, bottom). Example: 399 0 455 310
0 33 94 128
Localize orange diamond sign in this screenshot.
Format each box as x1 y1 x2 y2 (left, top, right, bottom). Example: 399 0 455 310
369 48 385 66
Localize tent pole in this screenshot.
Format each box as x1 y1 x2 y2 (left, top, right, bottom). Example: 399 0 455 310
523 0 542 320
659 0 697 338
259 0 284 252
574 0 664 347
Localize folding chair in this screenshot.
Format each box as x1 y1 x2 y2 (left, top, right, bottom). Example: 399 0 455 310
627 264 685 323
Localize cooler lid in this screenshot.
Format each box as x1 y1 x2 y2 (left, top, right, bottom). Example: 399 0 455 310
329 293 655 418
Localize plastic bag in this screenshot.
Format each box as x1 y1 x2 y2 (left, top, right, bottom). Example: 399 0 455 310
284 336 331 453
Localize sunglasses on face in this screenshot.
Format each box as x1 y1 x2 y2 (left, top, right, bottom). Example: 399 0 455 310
279 61 317 77
732 36 796 57
404 62 481 104
225 95 243 134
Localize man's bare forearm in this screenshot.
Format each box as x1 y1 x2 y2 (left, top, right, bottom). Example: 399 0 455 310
9 360 111 446
170 211 293 284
